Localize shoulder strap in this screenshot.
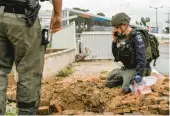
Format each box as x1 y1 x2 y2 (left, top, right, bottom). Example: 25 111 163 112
130 29 150 48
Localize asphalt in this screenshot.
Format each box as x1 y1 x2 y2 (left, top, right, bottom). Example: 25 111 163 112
152 44 169 76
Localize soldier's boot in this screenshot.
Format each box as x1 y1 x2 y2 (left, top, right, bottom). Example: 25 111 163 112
18 98 40 115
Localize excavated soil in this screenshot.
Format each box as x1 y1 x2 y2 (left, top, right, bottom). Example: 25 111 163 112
41 79 122 113
7 61 170 115
39 77 169 115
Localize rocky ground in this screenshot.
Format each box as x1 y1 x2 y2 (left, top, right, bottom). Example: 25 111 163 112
7 60 170 115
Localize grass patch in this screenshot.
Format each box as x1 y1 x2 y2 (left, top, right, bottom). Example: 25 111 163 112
57 65 75 77
5 103 18 116
100 71 109 74
5 110 17 116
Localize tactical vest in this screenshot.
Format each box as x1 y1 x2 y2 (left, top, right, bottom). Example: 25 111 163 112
0 0 39 5
114 39 136 69
1 0 39 2
114 28 159 69
1 0 26 2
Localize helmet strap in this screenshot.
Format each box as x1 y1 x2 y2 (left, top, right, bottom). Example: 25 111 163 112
120 24 128 36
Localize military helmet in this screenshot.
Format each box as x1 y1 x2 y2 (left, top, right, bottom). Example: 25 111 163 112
111 12 131 26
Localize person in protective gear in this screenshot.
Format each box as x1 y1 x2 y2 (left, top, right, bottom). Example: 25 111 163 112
105 12 148 94
0 0 62 115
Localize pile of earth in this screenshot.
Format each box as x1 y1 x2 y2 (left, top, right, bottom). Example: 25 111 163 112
38 77 169 115
7 76 169 115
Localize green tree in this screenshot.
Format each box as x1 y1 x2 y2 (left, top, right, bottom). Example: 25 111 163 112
136 17 150 26
141 17 146 26
73 7 89 12
139 22 142 25
165 27 169 33
97 12 105 17
146 17 150 22
135 21 139 25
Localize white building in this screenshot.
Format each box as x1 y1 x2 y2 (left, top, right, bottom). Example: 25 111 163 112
39 8 110 30
38 10 52 29
39 9 77 29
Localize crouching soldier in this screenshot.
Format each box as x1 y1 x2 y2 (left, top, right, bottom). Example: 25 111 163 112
105 12 150 94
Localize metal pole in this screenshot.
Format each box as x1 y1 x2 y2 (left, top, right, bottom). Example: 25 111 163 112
149 6 163 34
169 7 170 34
165 10 170 34
168 13 170 34
156 8 158 33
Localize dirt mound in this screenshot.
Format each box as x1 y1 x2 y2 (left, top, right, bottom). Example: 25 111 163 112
7 77 169 115
41 78 121 113
39 77 169 115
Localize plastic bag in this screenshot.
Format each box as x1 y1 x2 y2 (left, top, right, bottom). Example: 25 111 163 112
130 80 152 94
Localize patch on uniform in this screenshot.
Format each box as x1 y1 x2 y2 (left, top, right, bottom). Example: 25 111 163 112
117 43 120 48
120 41 125 45
136 35 143 42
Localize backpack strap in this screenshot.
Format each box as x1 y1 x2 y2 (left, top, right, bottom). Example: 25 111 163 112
131 29 150 47
153 59 156 66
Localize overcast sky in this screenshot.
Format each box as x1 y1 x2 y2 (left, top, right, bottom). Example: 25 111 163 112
40 0 170 28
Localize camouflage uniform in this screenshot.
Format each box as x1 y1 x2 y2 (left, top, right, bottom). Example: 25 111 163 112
0 0 44 114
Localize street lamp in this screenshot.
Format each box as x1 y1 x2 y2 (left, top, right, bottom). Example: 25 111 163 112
168 7 170 33
149 6 163 33
165 12 170 28
165 7 170 34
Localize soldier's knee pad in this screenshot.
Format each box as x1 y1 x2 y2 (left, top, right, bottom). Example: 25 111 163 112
105 81 114 88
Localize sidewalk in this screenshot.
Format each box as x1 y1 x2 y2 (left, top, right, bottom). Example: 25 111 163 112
51 60 121 83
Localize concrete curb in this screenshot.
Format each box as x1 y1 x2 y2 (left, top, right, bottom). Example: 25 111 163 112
151 68 166 80
159 42 170 44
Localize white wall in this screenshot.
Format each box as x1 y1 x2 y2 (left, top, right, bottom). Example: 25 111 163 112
51 22 76 49
43 48 75 79
153 33 170 43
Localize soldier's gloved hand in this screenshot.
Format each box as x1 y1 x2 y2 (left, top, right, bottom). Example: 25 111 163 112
134 75 142 83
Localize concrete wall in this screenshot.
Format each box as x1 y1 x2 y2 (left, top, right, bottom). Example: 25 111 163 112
154 34 170 43
43 48 75 79
14 48 75 81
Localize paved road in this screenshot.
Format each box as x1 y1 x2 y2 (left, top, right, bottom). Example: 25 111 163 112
152 44 169 76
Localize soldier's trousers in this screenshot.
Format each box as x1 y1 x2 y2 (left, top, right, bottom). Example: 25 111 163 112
0 12 44 115
105 68 135 90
